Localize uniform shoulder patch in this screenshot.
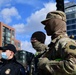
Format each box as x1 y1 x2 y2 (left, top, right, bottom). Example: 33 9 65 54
65 41 76 55
69 45 76 50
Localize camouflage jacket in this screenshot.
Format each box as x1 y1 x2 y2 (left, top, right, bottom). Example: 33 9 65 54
41 34 76 75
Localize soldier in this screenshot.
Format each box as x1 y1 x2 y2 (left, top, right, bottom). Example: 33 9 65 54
0 44 26 75
31 31 48 75
37 10 76 75
31 31 48 54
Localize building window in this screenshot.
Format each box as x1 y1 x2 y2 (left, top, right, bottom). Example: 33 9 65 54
67 31 72 35
67 26 72 30
11 30 15 38
72 30 76 35
2 26 6 32
72 25 76 29
67 18 76 24
65 6 76 13
74 36 76 39
18 43 20 47
11 40 14 44
6 32 11 38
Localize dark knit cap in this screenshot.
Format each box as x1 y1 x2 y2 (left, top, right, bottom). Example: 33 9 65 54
0 44 16 53
31 31 46 43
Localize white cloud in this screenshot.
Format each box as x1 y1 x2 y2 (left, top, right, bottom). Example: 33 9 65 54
45 34 51 45
13 2 56 52
21 40 36 54
26 2 56 31
13 23 26 34
0 7 21 23
13 2 56 35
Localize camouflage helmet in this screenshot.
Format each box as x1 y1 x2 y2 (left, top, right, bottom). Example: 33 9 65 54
41 10 66 25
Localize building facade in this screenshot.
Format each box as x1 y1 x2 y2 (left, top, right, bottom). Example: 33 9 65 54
65 2 76 39
0 22 21 50
15 39 21 50
15 50 34 68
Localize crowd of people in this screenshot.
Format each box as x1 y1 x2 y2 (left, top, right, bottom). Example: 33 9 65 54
0 10 76 75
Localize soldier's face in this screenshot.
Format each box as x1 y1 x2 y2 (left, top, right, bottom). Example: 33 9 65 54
44 20 53 36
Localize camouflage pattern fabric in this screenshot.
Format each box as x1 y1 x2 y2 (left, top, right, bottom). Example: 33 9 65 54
38 35 76 75
32 40 48 53
41 10 66 25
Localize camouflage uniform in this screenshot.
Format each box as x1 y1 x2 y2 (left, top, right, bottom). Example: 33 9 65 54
31 31 48 75
38 11 76 75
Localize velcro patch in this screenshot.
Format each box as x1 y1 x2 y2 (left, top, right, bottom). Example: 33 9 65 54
69 45 76 50
65 41 76 55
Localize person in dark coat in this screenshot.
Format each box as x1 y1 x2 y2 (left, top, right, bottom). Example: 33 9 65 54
0 44 26 75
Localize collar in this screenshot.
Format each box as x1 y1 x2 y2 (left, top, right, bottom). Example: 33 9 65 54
51 34 68 43
1 56 16 63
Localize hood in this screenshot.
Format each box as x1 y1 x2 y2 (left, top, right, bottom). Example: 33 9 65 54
48 19 67 39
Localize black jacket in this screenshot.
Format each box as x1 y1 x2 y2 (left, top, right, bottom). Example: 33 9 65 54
0 57 26 75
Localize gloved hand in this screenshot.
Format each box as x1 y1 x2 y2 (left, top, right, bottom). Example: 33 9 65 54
37 57 50 69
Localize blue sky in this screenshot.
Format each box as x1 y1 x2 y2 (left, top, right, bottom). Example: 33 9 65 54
0 0 74 53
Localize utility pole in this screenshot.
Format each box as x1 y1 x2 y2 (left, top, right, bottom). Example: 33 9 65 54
56 0 64 12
